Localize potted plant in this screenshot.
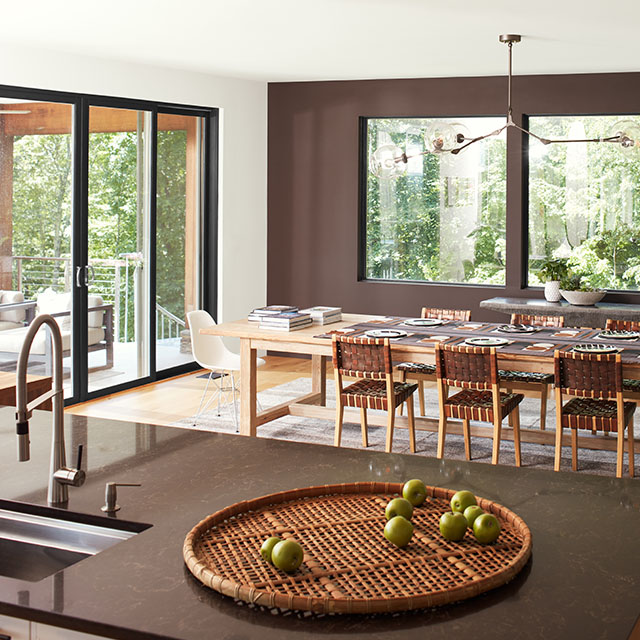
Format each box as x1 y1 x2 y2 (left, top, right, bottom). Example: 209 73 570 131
537 258 569 302
559 274 606 306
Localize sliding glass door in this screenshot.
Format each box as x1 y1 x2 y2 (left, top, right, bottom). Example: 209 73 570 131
0 86 215 404
87 106 152 393
156 113 204 372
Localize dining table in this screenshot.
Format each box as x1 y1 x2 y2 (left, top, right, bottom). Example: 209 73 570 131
202 312 640 455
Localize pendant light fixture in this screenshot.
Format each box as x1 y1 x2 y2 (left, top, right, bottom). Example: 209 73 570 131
370 35 640 178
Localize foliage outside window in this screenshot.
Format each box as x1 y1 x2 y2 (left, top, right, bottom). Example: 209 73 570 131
365 117 507 285
528 115 640 291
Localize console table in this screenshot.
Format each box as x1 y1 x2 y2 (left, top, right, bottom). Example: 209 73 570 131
480 296 640 328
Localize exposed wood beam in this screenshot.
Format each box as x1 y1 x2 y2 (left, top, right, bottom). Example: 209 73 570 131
0 103 190 136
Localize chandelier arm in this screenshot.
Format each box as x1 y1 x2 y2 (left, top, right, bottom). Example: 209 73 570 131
451 124 509 155
542 135 622 144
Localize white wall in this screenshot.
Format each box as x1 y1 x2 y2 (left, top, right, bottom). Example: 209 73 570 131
0 43 267 324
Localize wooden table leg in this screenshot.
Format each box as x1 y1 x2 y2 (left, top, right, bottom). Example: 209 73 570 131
240 338 257 436
311 354 327 406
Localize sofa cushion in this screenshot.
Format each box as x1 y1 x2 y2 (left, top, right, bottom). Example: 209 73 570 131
0 320 23 331
0 290 25 324
0 325 105 355
87 294 105 328
36 288 71 330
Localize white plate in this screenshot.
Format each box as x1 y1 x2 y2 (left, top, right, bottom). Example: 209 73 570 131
532 343 555 348
402 318 444 327
597 330 640 340
496 324 537 334
572 344 620 354
464 337 509 347
364 329 408 339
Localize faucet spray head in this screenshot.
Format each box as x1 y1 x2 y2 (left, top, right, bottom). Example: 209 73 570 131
17 420 30 461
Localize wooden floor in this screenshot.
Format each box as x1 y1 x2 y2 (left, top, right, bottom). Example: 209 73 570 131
66 356 324 425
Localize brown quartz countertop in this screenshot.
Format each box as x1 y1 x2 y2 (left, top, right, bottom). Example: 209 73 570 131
0 409 639 639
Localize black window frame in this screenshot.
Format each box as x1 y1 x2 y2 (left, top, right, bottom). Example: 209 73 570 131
0 83 218 404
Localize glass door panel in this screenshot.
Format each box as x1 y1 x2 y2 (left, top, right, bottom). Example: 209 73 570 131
155 113 203 371
0 99 75 398
87 106 152 393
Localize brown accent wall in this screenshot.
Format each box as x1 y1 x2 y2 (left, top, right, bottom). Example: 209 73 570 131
268 73 640 321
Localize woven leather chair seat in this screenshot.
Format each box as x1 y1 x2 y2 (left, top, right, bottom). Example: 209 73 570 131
498 369 554 384
623 378 640 392
444 389 524 422
396 362 436 376
561 397 636 431
342 379 418 411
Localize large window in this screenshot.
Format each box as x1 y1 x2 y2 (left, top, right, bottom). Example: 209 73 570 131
364 117 507 285
528 115 640 291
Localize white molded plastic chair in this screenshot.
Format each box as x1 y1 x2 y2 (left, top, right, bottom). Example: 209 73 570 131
187 310 265 430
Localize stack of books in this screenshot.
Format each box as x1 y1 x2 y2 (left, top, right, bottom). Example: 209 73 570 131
259 311 313 331
248 305 298 322
301 306 342 325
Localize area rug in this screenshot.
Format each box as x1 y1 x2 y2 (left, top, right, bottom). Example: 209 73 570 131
170 378 636 478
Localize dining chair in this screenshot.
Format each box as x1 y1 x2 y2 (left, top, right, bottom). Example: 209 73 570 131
396 307 472 416
435 343 524 466
498 313 565 431
510 313 565 327
332 335 418 453
604 318 640 402
188 310 265 430
553 349 635 478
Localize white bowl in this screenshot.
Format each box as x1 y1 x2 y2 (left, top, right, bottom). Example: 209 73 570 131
559 290 605 306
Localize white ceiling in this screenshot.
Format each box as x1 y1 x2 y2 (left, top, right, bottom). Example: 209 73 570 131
1 0 638 82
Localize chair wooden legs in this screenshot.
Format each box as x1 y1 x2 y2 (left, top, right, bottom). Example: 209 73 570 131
491 416 502 465
406 397 416 453
385 404 395 453
616 424 624 479
571 428 578 472
628 420 635 478
437 414 447 459
334 402 344 447
360 407 368 448
462 419 471 460
539 384 549 430
512 407 522 467
554 388 563 472
418 380 426 416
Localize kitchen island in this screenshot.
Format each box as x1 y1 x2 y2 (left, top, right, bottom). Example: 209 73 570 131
0 410 639 639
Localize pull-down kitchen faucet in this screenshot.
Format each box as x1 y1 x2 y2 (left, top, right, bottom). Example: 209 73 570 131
16 314 85 505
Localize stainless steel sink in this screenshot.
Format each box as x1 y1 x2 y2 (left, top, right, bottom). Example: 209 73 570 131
0 501 150 582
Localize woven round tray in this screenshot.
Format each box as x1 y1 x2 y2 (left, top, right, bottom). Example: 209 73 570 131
183 482 532 614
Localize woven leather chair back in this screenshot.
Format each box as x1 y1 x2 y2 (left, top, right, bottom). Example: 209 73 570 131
435 343 498 390
332 335 391 380
554 350 622 399
510 313 565 327
421 308 471 321
606 318 640 332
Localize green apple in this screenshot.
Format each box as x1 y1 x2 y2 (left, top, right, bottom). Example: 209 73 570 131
271 539 304 572
385 497 413 521
473 513 501 544
402 478 427 506
463 505 484 529
260 536 282 563
450 490 477 514
439 512 468 541
383 515 414 548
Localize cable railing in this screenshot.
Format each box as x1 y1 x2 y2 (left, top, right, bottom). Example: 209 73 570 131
10 255 186 343
156 303 186 340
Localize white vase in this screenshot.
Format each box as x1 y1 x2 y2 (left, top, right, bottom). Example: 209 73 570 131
544 281 561 302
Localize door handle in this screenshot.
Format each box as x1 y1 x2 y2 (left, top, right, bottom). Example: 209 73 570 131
75 265 95 288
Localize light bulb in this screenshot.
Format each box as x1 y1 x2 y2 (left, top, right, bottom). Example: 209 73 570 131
425 122 456 153
449 122 471 153
369 144 407 178
610 120 640 154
